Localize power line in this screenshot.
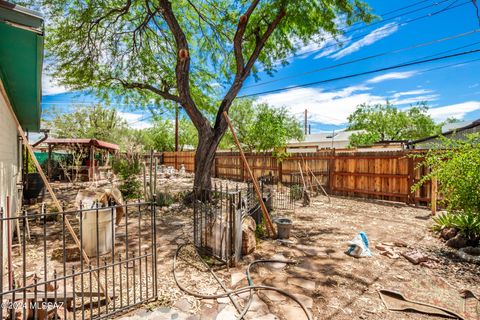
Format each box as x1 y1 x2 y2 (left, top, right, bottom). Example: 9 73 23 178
287 0 469 61
288 0 446 51
244 29 480 89
239 48 480 98
125 54 480 128
374 0 433 17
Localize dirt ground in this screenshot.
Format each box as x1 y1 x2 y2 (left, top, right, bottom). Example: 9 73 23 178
21 174 480 319
123 191 480 320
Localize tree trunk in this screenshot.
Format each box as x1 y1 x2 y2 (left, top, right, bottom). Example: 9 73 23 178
193 129 224 192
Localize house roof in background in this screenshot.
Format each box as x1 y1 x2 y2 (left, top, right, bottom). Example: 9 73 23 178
0 0 43 131
409 119 480 145
288 130 364 146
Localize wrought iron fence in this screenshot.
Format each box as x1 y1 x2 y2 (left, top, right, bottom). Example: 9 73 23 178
192 185 242 267
251 173 302 212
0 199 158 319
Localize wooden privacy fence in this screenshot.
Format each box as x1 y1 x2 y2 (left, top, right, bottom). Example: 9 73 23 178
161 150 433 205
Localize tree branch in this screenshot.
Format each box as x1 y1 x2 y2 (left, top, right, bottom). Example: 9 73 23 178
159 0 211 134
214 6 287 133
233 0 260 74
113 78 180 103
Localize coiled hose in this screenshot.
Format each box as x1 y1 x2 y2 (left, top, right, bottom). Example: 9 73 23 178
173 244 312 320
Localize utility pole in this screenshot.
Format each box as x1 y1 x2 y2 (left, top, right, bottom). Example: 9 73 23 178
308 124 311 135
175 105 179 152
175 105 179 170
304 109 307 135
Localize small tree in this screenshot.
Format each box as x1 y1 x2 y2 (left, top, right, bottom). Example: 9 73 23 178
43 105 128 143
416 133 480 214
347 101 440 146
113 154 142 200
414 133 480 239
220 100 303 154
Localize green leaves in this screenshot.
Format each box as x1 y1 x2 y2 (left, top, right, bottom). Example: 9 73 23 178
43 104 128 144
347 101 441 147
418 133 480 215
417 133 480 238
35 0 373 119
219 100 303 153
433 212 480 239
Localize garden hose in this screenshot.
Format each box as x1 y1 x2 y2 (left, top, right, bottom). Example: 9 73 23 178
173 244 313 320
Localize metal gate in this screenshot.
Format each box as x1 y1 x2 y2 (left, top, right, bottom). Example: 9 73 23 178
0 199 158 319
193 186 242 267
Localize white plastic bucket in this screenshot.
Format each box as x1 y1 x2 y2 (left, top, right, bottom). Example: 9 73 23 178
80 208 116 257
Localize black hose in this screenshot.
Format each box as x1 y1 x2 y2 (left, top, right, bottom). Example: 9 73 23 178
173 244 313 320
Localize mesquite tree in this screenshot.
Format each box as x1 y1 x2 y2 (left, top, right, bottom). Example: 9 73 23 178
40 0 373 191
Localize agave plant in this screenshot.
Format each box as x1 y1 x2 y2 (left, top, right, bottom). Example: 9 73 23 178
432 213 457 231
452 212 480 239
433 211 480 239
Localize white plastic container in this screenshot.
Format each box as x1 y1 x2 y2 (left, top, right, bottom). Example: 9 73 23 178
80 208 116 257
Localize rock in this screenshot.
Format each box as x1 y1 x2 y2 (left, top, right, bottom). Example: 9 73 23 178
393 240 408 247
174 297 191 313
446 234 468 249
255 315 279 320
231 272 245 287
401 251 429 265
278 305 309 320
249 294 269 313
294 294 314 308
262 290 287 302
242 216 256 255
287 278 316 291
267 253 288 269
217 297 231 304
441 227 458 241
216 305 237 320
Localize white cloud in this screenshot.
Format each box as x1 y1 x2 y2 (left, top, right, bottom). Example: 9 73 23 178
428 101 480 121
118 111 153 129
366 71 418 84
388 89 439 105
330 23 399 59
391 94 439 106
295 33 351 59
42 74 68 95
256 86 383 125
469 83 479 89
390 89 433 99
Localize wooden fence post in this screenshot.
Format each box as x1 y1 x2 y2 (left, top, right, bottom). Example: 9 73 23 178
278 160 283 184
431 176 437 215
328 149 336 193
407 156 415 204
240 153 245 181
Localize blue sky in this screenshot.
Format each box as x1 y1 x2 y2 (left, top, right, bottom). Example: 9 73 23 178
41 0 480 132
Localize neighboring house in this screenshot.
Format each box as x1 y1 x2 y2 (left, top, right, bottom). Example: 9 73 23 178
0 0 44 265
441 120 475 133
355 140 407 152
286 130 363 152
407 119 480 149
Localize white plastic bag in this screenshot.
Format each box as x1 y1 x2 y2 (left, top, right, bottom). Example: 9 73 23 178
345 231 372 258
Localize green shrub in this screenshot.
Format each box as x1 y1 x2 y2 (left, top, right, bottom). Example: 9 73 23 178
156 192 175 207
255 220 268 241
113 156 142 200
290 184 303 201
431 212 457 231
433 212 480 239
414 133 480 237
